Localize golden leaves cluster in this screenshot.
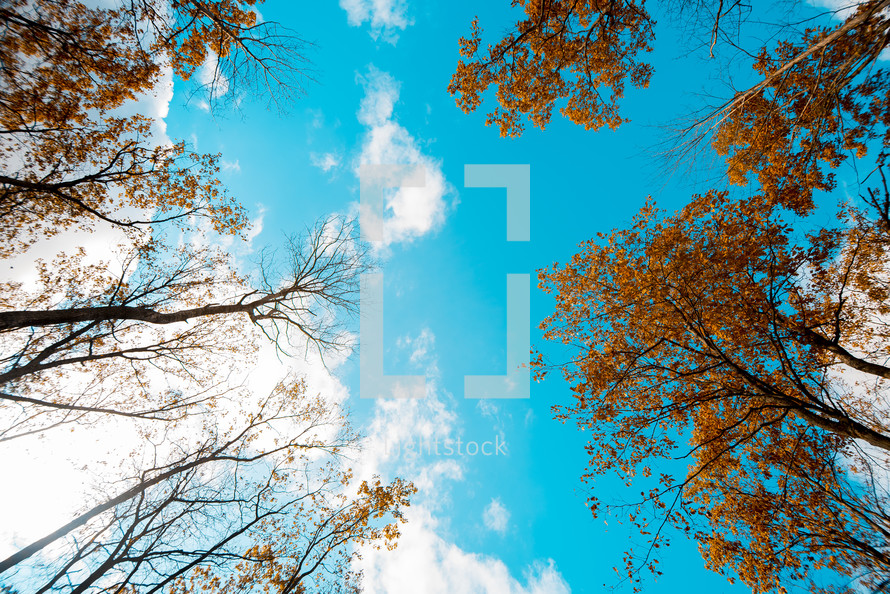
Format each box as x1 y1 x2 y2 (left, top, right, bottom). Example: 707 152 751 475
448 0 654 137
446 0 890 589
712 8 890 215
0 0 270 256
537 188 890 591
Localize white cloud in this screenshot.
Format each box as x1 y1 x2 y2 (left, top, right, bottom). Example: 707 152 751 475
353 329 571 593
360 510 570 594
355 67 451 250
475 399 511 447
524 408 535 427
808 0 862 19
339 0 411 43
246 205 266 248
396 327 436 366
199 51 230 99
477 399 499 420
221 159 241 173
355 360 459 495
308 108 326 129
483 498 511 535
1 226 131 291
311 152 342 173
357 69 399 127
123 65 174 143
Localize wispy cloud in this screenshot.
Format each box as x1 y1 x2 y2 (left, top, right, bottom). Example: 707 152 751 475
339 0 411 43
221 159 241 173
353 329 571 593
199 51 230 99
307 108 333 130
477 399 499 420
396 327 435 367
246 205 265 248
354 67 451 250
360 510 570 593
311 152 342 173
483 498 511 535
807 0 862 19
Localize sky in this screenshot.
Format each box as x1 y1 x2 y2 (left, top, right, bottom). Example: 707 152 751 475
161 2 738 592
0 0 871 593
158 0 869 592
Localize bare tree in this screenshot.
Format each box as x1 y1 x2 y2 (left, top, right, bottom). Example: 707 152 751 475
0 218 367 440
127 0 316 112
0 379 414 593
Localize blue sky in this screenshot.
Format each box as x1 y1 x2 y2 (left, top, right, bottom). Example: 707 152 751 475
154 1 862 592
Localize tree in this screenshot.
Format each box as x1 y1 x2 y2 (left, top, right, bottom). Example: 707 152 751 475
0 378 415 593
0 0 348 440
450 0 890 591
1 1 413 591
448 0 889 156
448 0 890 217
0 0 310 256
535 188 890 592
694 0 890 215
447 0 655 137
0 219 366 442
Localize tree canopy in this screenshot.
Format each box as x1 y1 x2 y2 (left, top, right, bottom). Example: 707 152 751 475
451 0 890 591
0 0 310 255
0 1 410 592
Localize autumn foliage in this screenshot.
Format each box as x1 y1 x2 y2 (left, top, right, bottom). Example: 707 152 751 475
709 5 890 215
448 0 654 137
0 1 409 592
0 0 310 255
452 0 890 591
537 191 890 591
